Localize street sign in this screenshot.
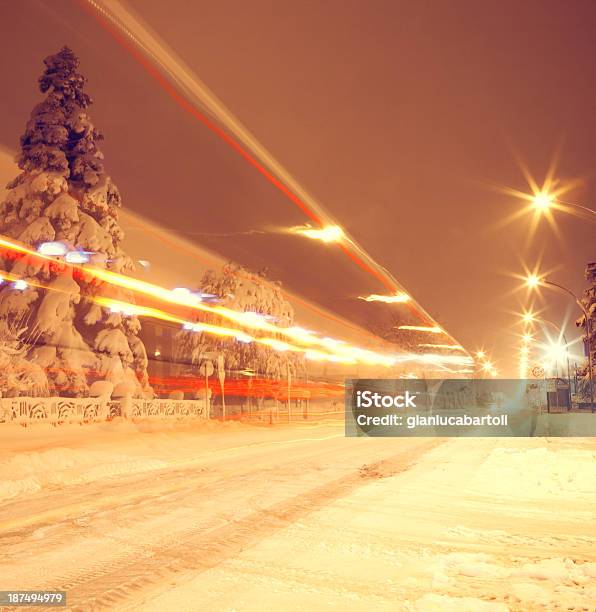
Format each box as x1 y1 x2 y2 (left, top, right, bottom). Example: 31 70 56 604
199 361 214 377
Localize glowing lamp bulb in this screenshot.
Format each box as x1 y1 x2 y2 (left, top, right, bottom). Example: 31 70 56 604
522 312 536 324
533 192 554 211
526 274 541 288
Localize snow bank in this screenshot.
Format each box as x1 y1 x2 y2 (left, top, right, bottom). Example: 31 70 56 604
414 594 508 611
0 417 311 503
470 446 596 499
513 557 596 582
414 551 596 611
0 446 167 502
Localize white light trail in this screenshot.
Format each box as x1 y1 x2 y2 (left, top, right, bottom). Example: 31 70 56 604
290 225 344 243
358 292 410 303
86 0 465 351
418 343 465 351
397 325 443 333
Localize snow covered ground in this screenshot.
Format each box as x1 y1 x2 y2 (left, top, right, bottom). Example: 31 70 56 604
0 418 595 611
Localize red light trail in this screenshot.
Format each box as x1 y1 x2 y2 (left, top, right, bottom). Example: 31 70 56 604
80 0 444 327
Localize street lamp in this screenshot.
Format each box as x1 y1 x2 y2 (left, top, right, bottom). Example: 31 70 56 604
521 310 537 325
532 192 555 211
481 361 494 374
474 350 497 378
525 273 541 289
526 274 593 405
539 319 573 401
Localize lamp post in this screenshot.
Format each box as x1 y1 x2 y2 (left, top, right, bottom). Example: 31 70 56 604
518 189 594 405
541 320 571 377
527 276 593 406
543 280 592 406
538 318 572 407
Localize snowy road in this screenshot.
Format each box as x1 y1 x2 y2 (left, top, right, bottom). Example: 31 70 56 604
1 420 595 611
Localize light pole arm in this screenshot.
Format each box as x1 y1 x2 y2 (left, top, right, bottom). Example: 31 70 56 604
543 280 588 318
557 198 596 219
540 319 568 346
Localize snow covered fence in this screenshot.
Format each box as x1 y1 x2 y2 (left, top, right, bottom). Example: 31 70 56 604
0 396 209 425
124 398 208 421
230 398 344 424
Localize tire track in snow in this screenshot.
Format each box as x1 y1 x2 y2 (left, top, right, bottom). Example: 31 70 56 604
43 439 441 611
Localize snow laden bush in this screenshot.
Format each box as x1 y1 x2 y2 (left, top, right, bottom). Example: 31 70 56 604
176 264 305 397
0 47 151 398
0 316 48 397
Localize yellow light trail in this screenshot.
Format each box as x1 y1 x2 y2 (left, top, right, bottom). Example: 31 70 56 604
0 234 473 370
408 353 474 366
290 224 344 243
85 0 471 351
418 343 465 351
397 325 443 333
95 297 357 365
358 292 410 303
0 235 372 357
85 262 387 360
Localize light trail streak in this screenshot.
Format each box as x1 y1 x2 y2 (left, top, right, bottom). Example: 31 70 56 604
0 236 333 348
0 235 471 370
80 0 466 343
120 210 396 346
149 373 345 401
358 292 410 303
397 325 443 333
418 343 466 351
95 297 356 365
0 236 396 365
406 353 473 366
290 225 344 243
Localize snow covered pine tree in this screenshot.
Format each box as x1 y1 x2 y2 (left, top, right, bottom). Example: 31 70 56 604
0 47 151 398
176 264 305 403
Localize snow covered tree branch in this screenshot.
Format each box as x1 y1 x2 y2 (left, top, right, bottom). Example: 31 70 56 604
176 263 305 396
